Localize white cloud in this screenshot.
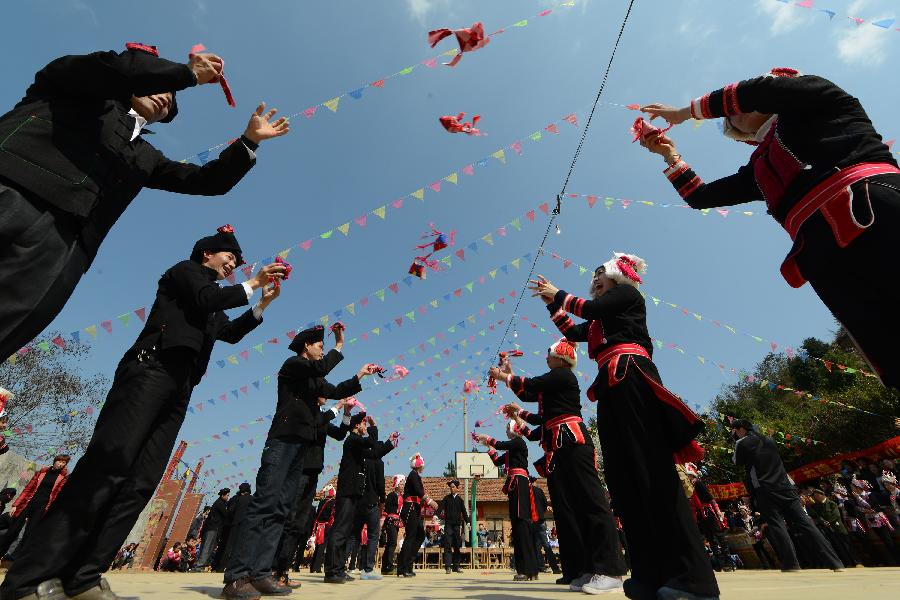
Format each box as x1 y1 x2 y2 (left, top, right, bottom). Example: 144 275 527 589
755 0 811 35
405 0 451 25
835 22 888 66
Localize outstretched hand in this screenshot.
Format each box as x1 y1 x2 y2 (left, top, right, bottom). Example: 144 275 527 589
244 102 290 144
640 104 691 126
259 281 281 309
188 53 223 84
527 275 558 301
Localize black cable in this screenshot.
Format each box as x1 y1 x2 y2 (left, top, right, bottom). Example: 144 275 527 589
481 0 637 393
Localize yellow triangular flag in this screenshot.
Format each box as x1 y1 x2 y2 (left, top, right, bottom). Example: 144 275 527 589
482 233 494 245
489 270 498 279
337 222 351 236
324 97 340 112
444 173 458 184
411 188 425 201
346 303 356 315
511 258 521 269
492 149 506 164
278 248 291 259
85 325 98 339
227 355 239 365
373 205 386 219
320 315 330 326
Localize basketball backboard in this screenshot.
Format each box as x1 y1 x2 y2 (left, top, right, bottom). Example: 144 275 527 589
455 451 500 479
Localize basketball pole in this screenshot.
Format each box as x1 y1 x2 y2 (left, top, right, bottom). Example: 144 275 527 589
463 392 471 566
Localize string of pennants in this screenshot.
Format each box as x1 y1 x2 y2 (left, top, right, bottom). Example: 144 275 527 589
772 0 900 32
715 412 823 446
179 2 578 163
4 111 579 366
187 346 494 450
540 248 880 379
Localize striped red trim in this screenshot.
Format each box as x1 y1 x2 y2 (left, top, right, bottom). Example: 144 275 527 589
573 297 586 317
125 42 159 57
562 293 576 312
520 410 531 420
700 93 712 119
665 162 690 181
511 376 525 395
723 83 740 115
677 176 703 199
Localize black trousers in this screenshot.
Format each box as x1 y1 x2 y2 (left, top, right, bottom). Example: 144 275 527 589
194 529 220 568
595 367 719 599
310 538 327 573
442 524 464 570
0 503 44 559
550 444 625 577
381 521 399 572
697 511 733 570
752 540 775 569
818 526 858 567
397 508 424 573
532 521 559 572
0 353 192 599
800 174 900 389
273 470 319 575
324 496 358 577
509 514 538 577
546 465 583 580
0 182 87 364
753 487 842 570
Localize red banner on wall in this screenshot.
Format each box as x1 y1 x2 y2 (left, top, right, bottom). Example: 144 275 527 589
707 435 900 501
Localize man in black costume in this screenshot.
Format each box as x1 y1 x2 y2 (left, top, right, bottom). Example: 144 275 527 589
731 419 843 572
1 225 284 600
222 324 379 598
195 488 231 570
0 42 290 363
323 413 397 584
440 480 468 574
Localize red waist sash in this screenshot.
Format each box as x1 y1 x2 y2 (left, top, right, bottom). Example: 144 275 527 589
779 162 900 287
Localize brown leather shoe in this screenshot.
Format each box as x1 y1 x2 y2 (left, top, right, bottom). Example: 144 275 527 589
221 577 262 600
68 579 121 600
250 575 292 596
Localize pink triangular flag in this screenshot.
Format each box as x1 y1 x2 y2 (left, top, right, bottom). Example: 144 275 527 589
355 214 368 227
526 210 535 222
586 195 598 208
303 106 318 118
299 240 313 251
101 320 113 334
134 307 147 322
455 249 465 260
510 141 523 155
240 350 249 361
545 123 560 134
462 164 475 176
538 202 549 214
392 198 404 209
389 283 399 293
429 181 441 193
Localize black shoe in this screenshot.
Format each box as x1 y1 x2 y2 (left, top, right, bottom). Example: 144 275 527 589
222 577 263 600
657 586 721 600
552 568 561 574
343 572 355 581
623 577 658 600
398 571 415 577
445 568 451 574
556 576 573 585
250 575 291 596
323 574 346 584
781 567 802 573
513 574 529 581
453 568 462 573
381 568 396 575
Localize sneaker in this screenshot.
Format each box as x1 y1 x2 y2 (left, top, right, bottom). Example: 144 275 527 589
323 574 346 584
381 568 396 575
221 578 263 600
513 574 530 581
360 570 383 580
343 572 355 581
446 568 452 574
581 574 623 595
570 573 593 592
351 568 361 575
557 576 574 585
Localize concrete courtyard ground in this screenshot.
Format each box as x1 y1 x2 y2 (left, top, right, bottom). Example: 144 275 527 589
45 567 900 599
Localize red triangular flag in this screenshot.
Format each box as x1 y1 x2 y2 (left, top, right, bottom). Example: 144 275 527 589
51 335 66 350
525 210 535 222
455 249 465 260
539 202 549 214
101 320 113 334
134 307 146 322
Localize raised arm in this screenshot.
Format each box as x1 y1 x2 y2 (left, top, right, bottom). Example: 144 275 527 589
552 283 642 322
280 349 345 380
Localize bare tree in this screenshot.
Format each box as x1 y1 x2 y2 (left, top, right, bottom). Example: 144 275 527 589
0 335 107 460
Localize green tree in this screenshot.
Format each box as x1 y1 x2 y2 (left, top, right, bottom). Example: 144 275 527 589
698 335 900 484
442 460 457 477
0 337 107 459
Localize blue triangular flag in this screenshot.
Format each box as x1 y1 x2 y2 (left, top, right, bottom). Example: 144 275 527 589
231 390 239 398
500 265 509 274
71 331 80 344
252 381 260 389
197 150 210 164
468 242 478 253
476 158 489 168
443 293 451 301
349 88 364 99
217 360 226 368
208 398 216 405
403 276 413 287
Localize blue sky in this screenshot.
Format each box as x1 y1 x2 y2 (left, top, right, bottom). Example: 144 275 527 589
3 0 899 497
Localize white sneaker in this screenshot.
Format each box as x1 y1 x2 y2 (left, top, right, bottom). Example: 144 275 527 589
582 574 624 594
569 573 593 592
351 568 361 575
